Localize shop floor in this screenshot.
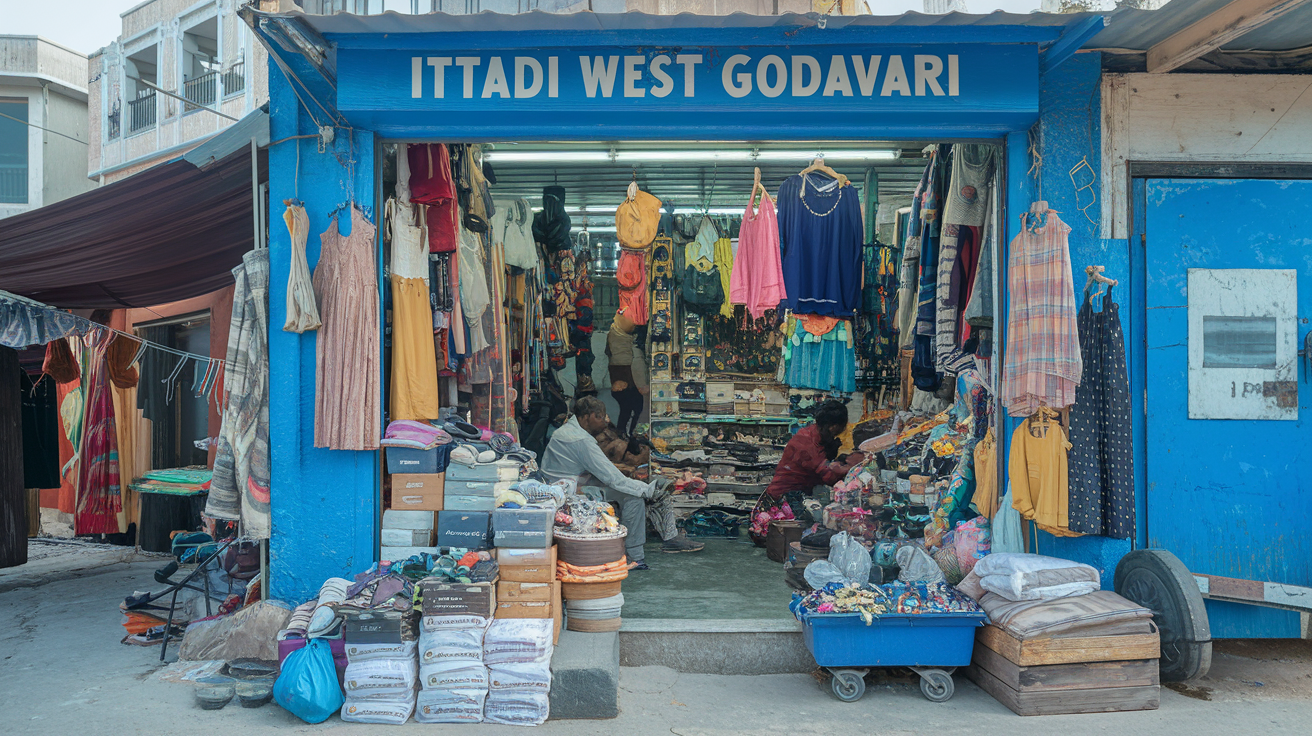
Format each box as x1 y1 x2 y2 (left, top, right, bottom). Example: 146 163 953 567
620 536 796 620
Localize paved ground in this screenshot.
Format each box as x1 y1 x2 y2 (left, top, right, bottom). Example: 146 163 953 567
2 550 1311 735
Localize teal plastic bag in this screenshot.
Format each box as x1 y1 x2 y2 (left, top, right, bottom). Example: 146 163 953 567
273 638 343 723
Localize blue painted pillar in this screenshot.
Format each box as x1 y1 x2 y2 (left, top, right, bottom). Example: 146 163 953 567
267 64 379 603
1000 52 1135 584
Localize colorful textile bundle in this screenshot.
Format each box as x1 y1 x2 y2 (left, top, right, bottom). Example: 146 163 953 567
381 420 453 450
555 558 630 584
791 581 982 625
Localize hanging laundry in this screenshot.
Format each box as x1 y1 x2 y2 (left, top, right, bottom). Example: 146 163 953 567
409 143 459 253
781 316 856 393
1001 202 1082 416
777 173 862 317
42 337 80 384
492 198 537 270
210 249 272 535
313 206 381 451
75 333 122 535
729 193 787 319
457 226 492 353
970 428 998 519
105 334 141 390
713 235 734 318
386 198 441 421
936 145 996 377
1008 408 1080 538
0 295 87 349
1066 284 1135 539
283 203 322 333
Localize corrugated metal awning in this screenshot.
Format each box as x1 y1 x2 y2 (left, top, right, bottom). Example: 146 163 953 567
0 109 269 309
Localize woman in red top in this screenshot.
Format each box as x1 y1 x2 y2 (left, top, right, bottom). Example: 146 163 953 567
751 401 864 544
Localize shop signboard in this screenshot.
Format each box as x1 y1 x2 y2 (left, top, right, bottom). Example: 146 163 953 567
335 44 1037 139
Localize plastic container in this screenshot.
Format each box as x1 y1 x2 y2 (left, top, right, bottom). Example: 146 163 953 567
493 508 554 549
799 610 987 703
387 446 439 474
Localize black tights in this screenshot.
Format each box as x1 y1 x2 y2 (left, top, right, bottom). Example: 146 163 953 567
614 385 644 437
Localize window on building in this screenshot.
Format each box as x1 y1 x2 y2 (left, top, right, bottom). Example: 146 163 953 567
0 97 28 204
126 43 159 134
182 18 220 110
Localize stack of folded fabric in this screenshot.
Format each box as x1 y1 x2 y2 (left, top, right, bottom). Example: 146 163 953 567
483 619 554 726
960 554 1161 716
381 420 453 450
336 571 421 724
415 613 490 723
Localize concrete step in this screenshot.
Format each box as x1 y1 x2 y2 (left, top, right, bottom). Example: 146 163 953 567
619 618 814 675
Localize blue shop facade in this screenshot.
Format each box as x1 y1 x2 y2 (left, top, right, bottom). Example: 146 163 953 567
248 8 1310 640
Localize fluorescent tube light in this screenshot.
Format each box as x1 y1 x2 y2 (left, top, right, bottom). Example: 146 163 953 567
483 151 611 163
486 149 897 164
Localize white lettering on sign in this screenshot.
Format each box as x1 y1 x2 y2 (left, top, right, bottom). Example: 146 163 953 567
408 53 963 101
581 56 619 98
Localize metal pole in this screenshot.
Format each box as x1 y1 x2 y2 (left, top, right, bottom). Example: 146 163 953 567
251 138 262 249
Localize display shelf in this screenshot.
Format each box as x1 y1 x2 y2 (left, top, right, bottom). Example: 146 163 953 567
650 414 798 424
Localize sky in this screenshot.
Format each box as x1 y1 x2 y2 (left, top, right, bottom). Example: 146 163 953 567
1 0 1042 58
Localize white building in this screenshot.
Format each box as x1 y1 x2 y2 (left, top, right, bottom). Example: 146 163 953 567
88 0 269 185
0 36 95 220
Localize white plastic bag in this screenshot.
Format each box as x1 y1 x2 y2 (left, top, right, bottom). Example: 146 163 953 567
419 662 489 691
802 533 872 588
896 545 946 583
483 619 554 665
340 698 415 725
343 658 418 701
415 688 485 724
488 661 552 692
419 629 484 665
484 690 550 726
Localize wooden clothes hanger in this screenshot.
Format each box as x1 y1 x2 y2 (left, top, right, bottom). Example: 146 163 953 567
1084 265 1118 299
799 157 850 187
750 166 773 212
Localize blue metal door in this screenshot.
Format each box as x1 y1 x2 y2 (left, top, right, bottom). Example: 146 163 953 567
1142 178 1311 638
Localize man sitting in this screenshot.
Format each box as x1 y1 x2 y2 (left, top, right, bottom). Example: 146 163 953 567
540 396 703 570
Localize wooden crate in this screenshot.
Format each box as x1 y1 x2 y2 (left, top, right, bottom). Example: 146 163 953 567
972 644 1159 692
976 624 1160 666
966 664 1160 716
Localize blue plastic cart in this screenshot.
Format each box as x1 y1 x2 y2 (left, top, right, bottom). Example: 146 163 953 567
799 611 988 702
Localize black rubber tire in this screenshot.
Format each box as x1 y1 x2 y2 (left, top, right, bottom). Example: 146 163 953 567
1114 549 1212 682
830 671 866 702
919 670 954 702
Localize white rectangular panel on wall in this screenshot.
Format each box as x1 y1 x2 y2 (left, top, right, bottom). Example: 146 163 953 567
1188 268 1298 420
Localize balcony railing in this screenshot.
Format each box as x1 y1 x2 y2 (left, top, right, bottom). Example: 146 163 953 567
127 91 156 134
222 62 245 97
183 71 218 111
0 163 28 204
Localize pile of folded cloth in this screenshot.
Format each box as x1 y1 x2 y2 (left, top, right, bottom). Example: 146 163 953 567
555 558 630 584
482 619 554 726
394 550 499 584
415 613 490 723
381 420 453 450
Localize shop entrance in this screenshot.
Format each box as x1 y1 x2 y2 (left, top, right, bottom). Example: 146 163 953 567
1139 177 1312 638
380 139 1003 622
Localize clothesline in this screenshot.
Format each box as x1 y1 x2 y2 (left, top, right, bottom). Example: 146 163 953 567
0 289 226 369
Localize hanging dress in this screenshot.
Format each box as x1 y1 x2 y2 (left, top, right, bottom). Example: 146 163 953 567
730 194 787 319
282 203 321 333
75 332 121 535
387 198 441 421
777 173 863 317
313 206 381 450
1001 202 1082 416
1066 284 1135 539
936 144 995 376
457 225 492 353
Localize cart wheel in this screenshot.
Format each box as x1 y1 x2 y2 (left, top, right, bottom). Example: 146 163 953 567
1114 549 1212 682
919 670 954 702
830 670 866 702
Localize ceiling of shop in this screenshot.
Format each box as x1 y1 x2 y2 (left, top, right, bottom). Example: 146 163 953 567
479 141 941 226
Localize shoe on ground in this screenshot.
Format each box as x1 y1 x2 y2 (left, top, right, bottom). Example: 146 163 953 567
628 560 650 571
660 533 705 553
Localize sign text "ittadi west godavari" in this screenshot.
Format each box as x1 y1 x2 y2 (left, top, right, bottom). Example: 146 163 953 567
409 53 962 100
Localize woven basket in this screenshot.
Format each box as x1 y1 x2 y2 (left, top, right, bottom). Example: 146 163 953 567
566 616 622 633
561 581 623 600
554 528 628 567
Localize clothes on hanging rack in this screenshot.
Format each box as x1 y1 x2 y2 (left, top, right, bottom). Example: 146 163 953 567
1001 201 1082 417
776 172 862 317
1008 407 1080 538
1066 283 1134 539
729 194 787 319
